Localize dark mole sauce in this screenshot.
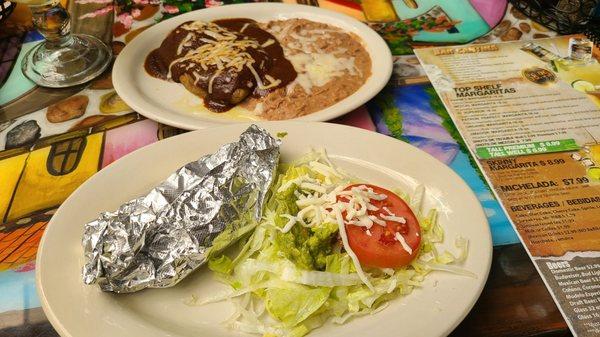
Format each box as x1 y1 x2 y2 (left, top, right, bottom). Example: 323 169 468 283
144 18 297 112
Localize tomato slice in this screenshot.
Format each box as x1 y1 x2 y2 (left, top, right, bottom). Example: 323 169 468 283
338 184 421 268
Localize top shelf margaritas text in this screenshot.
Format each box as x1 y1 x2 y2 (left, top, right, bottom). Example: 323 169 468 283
415 35 600 160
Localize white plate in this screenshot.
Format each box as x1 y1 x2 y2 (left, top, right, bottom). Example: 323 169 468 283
112 4 392 129
37 122 492 337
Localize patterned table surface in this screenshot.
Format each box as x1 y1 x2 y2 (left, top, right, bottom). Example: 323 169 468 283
0 1 573 336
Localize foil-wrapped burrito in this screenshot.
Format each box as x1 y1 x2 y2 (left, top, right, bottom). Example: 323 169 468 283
82 125 280 293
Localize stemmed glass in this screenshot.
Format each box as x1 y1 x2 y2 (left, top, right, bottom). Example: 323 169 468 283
17 0 112 87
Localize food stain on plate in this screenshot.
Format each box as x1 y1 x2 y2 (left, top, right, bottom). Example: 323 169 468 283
172 94 261 121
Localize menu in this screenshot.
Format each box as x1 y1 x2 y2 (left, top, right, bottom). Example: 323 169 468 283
415 35 600 337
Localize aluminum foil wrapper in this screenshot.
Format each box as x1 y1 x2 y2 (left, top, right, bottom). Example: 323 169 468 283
82 125 280 293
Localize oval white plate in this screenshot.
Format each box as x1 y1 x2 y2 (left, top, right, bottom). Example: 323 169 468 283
112 4 392 129
37 122 492 337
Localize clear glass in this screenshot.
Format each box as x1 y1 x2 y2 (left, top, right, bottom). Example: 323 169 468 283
19 0 112 88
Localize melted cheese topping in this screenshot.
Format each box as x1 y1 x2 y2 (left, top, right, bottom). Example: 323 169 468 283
268 25 359 94
286 53 357 94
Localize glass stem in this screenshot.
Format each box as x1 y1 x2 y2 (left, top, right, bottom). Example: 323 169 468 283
30 0 73 47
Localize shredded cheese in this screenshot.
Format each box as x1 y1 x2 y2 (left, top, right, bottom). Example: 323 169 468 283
279 214 297 233
334 205 374 291
271 150 414 288
192 71 201 85
309 161 342 179
246 62 265 89
366 204 379 211
263 75 281 89
296 205 318 227
177 33 194 55
395 232 413 254
277 175 311 193
368 215 386 226
300 182 326 194
168 21 262 80
381 214 406 224
207 70 221 94
261 39 275 47
296 196 326 208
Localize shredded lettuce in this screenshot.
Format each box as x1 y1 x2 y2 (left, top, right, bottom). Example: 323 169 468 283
208 255 234 275
189 149 472 337
265 286 331 327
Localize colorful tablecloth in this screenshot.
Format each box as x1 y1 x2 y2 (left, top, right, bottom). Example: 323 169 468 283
0 0 561 331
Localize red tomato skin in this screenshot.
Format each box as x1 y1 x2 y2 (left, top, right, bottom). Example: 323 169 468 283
340 184 421 268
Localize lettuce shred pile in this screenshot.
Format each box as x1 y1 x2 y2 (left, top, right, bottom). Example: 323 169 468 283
187 150 473 337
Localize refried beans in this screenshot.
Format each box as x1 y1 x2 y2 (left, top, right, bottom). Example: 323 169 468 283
245 19 372 120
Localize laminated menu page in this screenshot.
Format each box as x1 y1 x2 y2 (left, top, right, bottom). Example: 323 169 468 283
415 35 600 337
